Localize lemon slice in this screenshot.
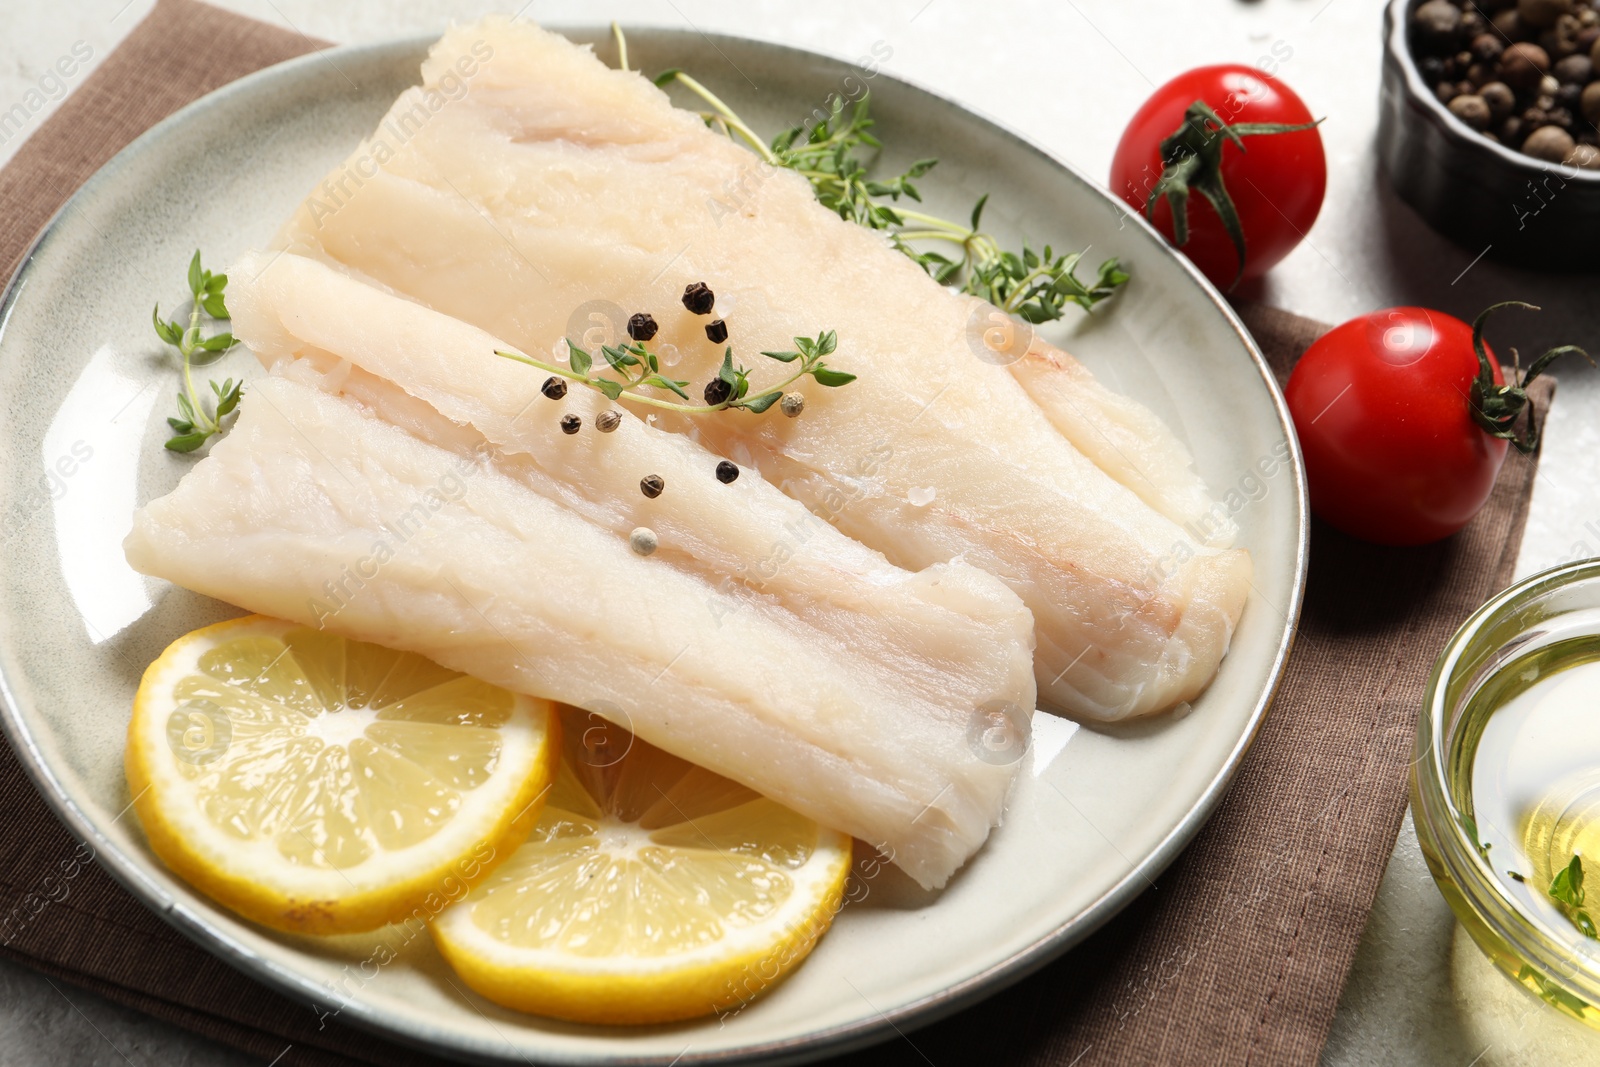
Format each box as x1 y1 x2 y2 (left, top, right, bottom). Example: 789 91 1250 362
125 615 559 935
432 710 853 1024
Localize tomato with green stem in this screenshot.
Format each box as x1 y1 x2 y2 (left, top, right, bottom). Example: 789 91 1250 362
1284 303 1582 546
1110 65 1325 290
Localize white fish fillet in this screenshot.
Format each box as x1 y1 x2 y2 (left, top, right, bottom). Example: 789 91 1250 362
273 17 1252 719
126 376 1036 890
1008 335 1239 548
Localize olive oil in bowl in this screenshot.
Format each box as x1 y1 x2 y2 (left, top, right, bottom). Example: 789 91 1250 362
1414 563 1600 1028
1471 642 1600 950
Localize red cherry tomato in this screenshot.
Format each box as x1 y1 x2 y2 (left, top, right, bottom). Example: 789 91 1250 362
1284 308 1507 546
1109 65 1326 289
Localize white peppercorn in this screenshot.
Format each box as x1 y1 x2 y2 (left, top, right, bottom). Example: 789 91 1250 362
629 527 658 557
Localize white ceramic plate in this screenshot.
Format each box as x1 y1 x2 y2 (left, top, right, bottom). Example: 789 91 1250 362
0 26 1306 1065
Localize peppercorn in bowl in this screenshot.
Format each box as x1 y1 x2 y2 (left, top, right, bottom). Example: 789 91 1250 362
1379 0 1600 267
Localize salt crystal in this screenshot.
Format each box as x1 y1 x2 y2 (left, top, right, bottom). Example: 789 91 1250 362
907 486 936 507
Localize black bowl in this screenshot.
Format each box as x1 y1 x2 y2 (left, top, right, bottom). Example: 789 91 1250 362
1378 0 1600 270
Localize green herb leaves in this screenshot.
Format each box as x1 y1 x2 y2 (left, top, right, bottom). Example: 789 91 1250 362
496 328 848 416
1549 853 1599 940
767 95 934 231
765 94 1127 323
763 331 853 387
649 59 1128 327
154 251 242 452
966 246 1132 326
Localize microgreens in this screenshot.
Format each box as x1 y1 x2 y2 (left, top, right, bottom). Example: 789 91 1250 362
1549 853 1599 940
153 250 242 452
495 329 851 414
646 45 1128 324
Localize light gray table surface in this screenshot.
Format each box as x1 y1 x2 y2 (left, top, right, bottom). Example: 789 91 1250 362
6 0 1600 1064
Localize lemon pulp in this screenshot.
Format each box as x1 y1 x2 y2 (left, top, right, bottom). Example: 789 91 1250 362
433 710 852 1024
126 616 558 934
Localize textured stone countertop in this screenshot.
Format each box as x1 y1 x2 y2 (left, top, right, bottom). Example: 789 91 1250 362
7 1 1600 1063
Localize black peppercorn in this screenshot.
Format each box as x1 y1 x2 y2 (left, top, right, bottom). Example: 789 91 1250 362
560 413 582 435
1499 41 1551 91
1420 55 1449 81
715 460 739 484
1557 82 1583 107
682 282 715 315
1526 0 1575 30
1524 122 1576 159
1482 80 1517 120
640 474 665 499
1542 13 1583 57
1501 114 1526 142
541 376 568 400
1415 0 1464 50
1582 80 1600 124
1555 52 1593 81
596 410 622 433
1450 93 1494 129
705 319 728 344
627 313 658 341
703 378 733 406
1493 10 1527 42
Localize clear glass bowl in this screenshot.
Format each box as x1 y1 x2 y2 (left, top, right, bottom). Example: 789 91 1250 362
1413 561 1600 1026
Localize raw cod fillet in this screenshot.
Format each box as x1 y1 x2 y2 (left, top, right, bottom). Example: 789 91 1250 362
1007 337 1239 547
273 17 1253 719
126 375 1037 890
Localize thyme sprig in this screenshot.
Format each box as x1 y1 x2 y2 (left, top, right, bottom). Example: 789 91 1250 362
649 55 1128 324
153 251 241 452
495 330 851 414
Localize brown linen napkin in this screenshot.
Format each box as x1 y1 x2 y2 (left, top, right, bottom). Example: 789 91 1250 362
0 4 1554 1065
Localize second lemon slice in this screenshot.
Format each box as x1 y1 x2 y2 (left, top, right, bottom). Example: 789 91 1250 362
432 710 854 1024
126 615 559 935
